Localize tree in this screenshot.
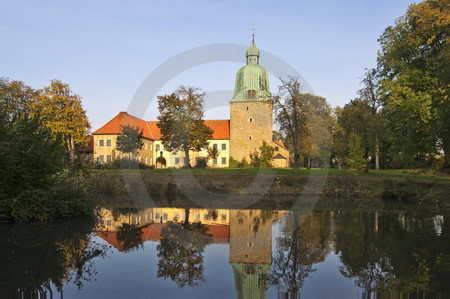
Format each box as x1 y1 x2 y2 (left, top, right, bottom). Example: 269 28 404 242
0 77 36 121
32 80 90 162
206 146 220 167
0 79 65 200
156 209 212 287
377 0 449 168
250 141 274 168
357 68 385 169
157 86 213 168
300 93 334 168
116 125 144 169
116 223 144 252
273 77 308 171
346 133 366 172
273 77 334 170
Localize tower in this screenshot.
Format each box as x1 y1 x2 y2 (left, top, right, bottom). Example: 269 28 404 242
230 35 273 162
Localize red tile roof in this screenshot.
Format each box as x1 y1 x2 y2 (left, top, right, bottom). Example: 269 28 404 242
93 112 230 140
95 223 230 251
92 112 154 139
274 139 288 150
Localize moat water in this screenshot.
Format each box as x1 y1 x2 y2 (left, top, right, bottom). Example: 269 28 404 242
2 206 449 298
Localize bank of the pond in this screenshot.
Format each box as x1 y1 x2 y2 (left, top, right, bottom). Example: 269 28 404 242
91 169 450 212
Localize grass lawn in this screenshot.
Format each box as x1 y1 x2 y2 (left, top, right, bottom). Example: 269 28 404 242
91 167 450 181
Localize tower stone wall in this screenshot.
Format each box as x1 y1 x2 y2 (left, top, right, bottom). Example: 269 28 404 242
230 101 273 162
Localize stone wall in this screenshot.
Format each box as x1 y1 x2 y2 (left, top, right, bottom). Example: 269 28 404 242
230 101 273 162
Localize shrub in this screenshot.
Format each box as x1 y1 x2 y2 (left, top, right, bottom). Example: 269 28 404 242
195 157 208 168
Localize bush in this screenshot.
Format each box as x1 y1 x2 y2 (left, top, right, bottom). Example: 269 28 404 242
105 157 152 169
195 157 208 168
9 175 97 222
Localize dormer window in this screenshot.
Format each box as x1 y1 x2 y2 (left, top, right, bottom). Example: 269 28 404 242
247 90 256 99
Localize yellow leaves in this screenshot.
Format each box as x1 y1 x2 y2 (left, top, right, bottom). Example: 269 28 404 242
32 80 90 150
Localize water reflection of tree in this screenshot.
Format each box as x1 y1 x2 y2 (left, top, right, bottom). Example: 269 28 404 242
269 211 331 297
335 211 444 295
3 218 108 296
116 223 144 252
157 208 212 287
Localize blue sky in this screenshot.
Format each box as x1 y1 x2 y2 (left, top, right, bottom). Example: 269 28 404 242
0 0 417 131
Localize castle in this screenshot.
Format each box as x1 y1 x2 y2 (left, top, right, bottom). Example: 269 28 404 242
92 36 289 168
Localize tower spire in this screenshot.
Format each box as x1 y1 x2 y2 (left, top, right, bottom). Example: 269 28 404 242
251 24 256 42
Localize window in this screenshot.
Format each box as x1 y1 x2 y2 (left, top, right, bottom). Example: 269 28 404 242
204 214 208 220
247 90 256 99
221 143 226 150
222 157 226 165
195 213 200 221
155 213 160 219
221 214 227 221
98 155 104 163
106 155 112 163
249 118 253 122
213 144 217 150
175 157 180 164
249 136 252 140
246 106 249 110
144 143 147 150
149 144 152 151
274 146 279 151
213 158 217 165
163 213 168 220
156 144 160 151
106 139 111 147
145 157 148 164
99 140 104 147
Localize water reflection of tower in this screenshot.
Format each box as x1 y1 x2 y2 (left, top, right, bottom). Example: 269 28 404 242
229 210 274 299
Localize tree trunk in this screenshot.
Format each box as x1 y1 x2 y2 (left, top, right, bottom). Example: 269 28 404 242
442 136 450 168
67 136 75 162
293 152 300 172
184 208 190 227
375 136 380 170
128 153 131 169
184 147 191 168
307 156 311 169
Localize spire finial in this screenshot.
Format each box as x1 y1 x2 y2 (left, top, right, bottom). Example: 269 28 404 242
251 24 256 41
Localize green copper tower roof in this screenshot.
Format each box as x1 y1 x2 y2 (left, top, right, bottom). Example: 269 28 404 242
231 35 271 103
246 35 260 57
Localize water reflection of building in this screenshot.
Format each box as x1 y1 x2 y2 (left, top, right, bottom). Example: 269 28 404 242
95 208 231 251
229 210 286 299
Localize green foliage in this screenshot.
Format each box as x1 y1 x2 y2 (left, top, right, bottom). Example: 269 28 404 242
345 133 366 172
274 77 334 170
157 213 212 287
5 217 108 292
195 157 208 169
116 125 144 169
250 141 274 168
106 157 152 169
0 113 65 201
116 125 144 155
157 86 213 168
0 78 97 222
116 223 144 252
229 156 250 168
9 174 97 221
377 0 450 168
